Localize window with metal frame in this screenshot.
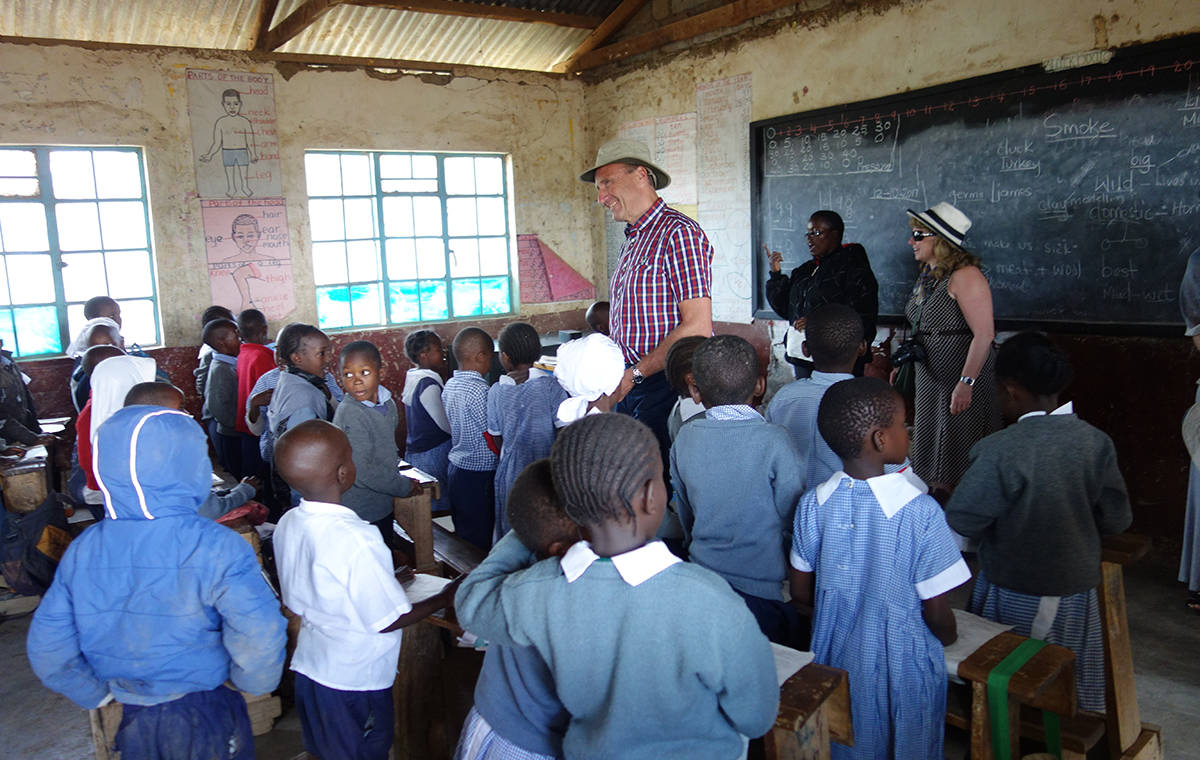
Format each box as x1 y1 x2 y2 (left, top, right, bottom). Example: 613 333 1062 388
0 146 160 358
304 150 513 330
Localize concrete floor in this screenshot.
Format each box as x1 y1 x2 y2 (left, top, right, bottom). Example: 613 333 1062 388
2 550 1198 760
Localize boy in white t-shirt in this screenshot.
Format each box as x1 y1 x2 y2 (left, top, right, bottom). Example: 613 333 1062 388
273 419 460 759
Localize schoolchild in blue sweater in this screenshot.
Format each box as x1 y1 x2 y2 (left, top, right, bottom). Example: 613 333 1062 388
457 413 778 760
443 327 498 551
672 335 806 645
790 378 968 759
456 459 573 760
267 324 334 505
401 329 452 512
765 303 865 488
487 322 566 542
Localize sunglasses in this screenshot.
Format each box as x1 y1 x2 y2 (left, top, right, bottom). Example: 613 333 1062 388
910 230 938 241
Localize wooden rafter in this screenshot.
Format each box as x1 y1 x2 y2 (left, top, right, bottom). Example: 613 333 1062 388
574 0 801 71
258 0 343 52
553 0 649 74
247 0 282 51
348 1 603 29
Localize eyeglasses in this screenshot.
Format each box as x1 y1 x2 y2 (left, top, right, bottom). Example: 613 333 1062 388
910 230 938 241
805 229 829 238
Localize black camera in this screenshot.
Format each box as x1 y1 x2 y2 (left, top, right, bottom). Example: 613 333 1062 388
891 338 927 367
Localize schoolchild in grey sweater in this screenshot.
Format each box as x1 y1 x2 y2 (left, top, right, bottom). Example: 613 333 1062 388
457 414 778 760
331 341 419 529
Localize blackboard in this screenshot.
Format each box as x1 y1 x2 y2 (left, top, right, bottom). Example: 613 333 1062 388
750 35 1200 332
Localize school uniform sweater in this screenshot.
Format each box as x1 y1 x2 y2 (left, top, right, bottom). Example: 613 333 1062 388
456 532 778 760
268 370 332 441
671 409 806 600
946 412 1132 596
472 644 568 757
202 354 239 435
331 390 413 523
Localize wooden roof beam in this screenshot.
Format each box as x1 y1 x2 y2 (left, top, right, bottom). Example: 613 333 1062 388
349 1 603 29
553 0 649 74
247 0 281 51
258 0 343 52
574 0 801 71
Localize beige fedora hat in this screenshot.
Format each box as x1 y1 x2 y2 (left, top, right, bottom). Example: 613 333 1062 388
579 138 671 190
907 202 972 251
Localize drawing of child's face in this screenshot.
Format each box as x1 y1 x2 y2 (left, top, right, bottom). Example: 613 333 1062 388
232 222 260 254
223 95 242 116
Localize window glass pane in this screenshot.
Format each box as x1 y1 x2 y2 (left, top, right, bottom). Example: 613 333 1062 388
14 305 61 355
56 202 102 251
444 156 475 195
0 261 8 306
305 153 342 197
413 197 443 237
449 238 479 277
6 254 55 303
0 203 49 252
66 304 85 343
50 151 97 199
389 281 420 323
475 156 504 195
308 198 346 241
346 240 380 282
119 299 158 346
412 155 437 178
105 250 152 298
416 238 446 278
446 198 477 236
0 178 39 197
99 201 148 249
311 241 348 286
480 277 510 315
0 150 35 177
343 198 376 240
0 309 15 353
385 239 417 280
381 179 438 193
93 151 142 199
317 286 352 329
478 237 508 276
340 154 373 196
477 197 506 236
451 279 481 317
420 280 449 320
379 154 411 179
381 197 413 238
350 282 383 326
62 252 106 301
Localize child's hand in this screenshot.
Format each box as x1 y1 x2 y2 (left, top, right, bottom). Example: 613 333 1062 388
394 565 416 584
241 475 263 493
441 574 466 604
0 445 25 458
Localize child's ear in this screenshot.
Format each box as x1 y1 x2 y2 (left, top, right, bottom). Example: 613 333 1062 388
546 533 577 558
857 340 868 357
687 377 702 406
752 375 766 399
870 426 886 453
801 339 809 357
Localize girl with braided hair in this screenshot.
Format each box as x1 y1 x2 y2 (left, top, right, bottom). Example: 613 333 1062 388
456 414 778 760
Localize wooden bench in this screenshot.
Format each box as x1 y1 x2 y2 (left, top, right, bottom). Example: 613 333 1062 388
764 663 853 760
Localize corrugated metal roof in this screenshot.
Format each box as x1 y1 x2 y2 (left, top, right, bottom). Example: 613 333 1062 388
276 4 590 71
0 0 261 50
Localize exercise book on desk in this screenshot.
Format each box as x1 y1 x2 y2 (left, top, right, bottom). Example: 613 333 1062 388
944 609 1012 684
772 644 815 686
402 573 453 604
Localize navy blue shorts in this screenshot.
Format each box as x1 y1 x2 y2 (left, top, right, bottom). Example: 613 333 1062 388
295 672 393 760
115 685 252 760
446 464 495 551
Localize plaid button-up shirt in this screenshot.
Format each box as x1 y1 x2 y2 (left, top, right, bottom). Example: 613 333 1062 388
609 199 713 365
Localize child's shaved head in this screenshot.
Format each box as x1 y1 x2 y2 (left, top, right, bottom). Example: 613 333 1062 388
452 327 493 363
818 377 900 460
805 303 864 368
506 459 576 558
81 344 124 375
275 420 356 501
124 381 184 410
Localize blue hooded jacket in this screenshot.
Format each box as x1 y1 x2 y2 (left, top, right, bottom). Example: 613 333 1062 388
27 406 287 708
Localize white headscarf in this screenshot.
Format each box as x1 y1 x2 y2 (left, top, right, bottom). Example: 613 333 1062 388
554 333 625 427
90 355 158 442
66 318 122 359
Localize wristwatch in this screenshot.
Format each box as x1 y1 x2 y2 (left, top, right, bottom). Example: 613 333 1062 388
959 375 975 386
631 366 645 385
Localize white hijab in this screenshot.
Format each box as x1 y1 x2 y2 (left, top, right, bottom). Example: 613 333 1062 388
90 356 158 441
554 334 625 427
66 318 122 359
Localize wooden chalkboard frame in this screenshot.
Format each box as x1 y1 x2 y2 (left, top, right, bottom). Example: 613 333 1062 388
750 33 1200 336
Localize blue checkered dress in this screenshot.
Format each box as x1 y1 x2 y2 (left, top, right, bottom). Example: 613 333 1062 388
444 370 499 472
454 707 557 760
792 473 968 760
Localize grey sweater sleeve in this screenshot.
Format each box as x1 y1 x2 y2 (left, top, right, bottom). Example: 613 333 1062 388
206 362 239 434
944 444 1009 538
1094 439 1133 535
196 482 255 521
333 400 413 499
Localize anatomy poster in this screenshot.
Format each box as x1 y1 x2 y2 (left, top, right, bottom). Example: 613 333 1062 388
186 69 282 199
202 199 296 320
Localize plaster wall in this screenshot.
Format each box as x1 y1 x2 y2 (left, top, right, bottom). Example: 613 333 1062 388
0 42 596 346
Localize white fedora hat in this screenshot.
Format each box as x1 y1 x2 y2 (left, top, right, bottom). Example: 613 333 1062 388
579 138 671 190
907 202 972 250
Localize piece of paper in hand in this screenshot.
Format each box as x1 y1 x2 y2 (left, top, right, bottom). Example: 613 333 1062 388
785 327 810 360
402 573 453 604
944 609 1013 684
771 643 815 686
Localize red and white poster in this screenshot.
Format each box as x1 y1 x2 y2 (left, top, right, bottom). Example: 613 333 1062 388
201 199 296 321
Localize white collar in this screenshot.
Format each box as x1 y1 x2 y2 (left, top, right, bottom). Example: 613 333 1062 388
815 468 926 519
358 385 393 408
297 497 357 517
559 539 681 586
1018 400 1074 422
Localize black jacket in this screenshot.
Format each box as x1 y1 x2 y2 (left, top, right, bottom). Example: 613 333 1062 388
765 243 879 339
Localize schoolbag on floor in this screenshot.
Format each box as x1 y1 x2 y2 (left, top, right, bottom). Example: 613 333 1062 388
1 493 73 596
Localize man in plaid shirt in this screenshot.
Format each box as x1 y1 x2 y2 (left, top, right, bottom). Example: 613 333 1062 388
580 139 714 463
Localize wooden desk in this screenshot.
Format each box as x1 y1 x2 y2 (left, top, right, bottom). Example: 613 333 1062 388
394 466 441 574
764 663 853 760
